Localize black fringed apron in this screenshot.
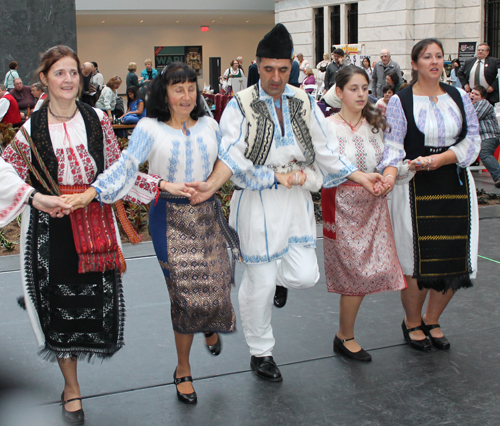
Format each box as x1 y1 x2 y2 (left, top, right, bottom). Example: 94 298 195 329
22 103 125 361
399 84 473 292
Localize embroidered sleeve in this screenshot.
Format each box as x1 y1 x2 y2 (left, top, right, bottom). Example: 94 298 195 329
92 119 157 204
218 99 275 190
0 159 31 226
448 91 481 167
379 95 407 169
1 131 31 181
100 113 122 168
309 103 357 188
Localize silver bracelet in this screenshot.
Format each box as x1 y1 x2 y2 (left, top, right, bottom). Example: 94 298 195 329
383 174 396 180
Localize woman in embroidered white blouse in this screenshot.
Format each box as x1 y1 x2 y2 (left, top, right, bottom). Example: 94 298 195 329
65 62 237 405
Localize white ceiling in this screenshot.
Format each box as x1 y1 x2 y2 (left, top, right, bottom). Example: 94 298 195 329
76 10 275 27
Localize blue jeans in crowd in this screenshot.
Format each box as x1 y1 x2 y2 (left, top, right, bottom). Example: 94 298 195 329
479 137 500 182
121 114 141 124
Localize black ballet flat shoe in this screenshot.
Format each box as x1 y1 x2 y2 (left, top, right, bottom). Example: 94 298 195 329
333 335 372 362
61 391 85 425
250 356 283 382
421 319 451 350
204 332 222 356
274 286 288 308
173 369 197 404
401 319 432 352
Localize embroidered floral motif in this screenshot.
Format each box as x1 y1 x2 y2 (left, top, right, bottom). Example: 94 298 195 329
197 136 211 180
75 145 95 183
0 183 30 221
167 140 181 182
185 138 193 182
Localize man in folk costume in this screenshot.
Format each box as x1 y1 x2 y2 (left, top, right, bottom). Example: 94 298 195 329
188 23 385 381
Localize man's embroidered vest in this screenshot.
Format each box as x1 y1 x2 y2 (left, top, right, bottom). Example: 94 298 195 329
234 84 315 173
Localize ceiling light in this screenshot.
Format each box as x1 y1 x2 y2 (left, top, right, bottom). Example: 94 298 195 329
212 20 215 23
176 20 180 23
140 20 144 23
246 20 250 22
101 20 105 24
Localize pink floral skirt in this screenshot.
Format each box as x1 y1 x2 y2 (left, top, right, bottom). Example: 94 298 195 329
322 182 406 296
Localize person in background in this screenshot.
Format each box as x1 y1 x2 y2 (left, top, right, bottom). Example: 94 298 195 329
0 84 23 126
324 49 345 92
222 59 245 94
81 62 97 106
237 56 244 72
288 59 300 87
31 82 47 112
458 43 500 105
362 57 374 93
372 49 401 98
297 53 311 84
317 53 331 70
120 85 146 124
4 61 20 90
141 58 158 84
126 62 144 90
471 84 500 187
90 62 104 93
385 70 401 93
300 68 316 94
448 59 462 88
247 60 259 87
95 76 122 120
223 59 245 79
10 78 36 114
316 53 330 93
375 84 395 115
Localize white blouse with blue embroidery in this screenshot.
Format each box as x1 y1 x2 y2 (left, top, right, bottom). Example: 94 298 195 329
92 116 221 204
219 83 357 264
379 89 480 169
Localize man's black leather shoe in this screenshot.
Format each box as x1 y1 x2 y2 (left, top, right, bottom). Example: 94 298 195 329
250 356 283 382
273 286 288 308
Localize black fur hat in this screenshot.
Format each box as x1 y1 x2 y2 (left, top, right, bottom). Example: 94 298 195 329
256 23 294 60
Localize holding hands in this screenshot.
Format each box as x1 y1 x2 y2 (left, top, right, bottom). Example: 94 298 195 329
409 155 441 172
349 171 389 197
60 187 98 210
275 170 307 189
159 180 196 198
31 193 73 218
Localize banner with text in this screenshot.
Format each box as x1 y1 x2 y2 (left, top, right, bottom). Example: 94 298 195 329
154 46 203 76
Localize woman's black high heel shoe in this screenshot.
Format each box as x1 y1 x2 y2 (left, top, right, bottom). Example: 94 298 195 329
173 369 197 404
421 319 450 350
204 332 222 356
333 335 372 362
401 319 432 352
61 391 85 425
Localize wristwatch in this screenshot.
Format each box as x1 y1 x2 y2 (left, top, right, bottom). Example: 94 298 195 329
27 190 38 206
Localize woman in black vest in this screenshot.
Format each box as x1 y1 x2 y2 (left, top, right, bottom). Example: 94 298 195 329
1 46 136 425
379 39 481 352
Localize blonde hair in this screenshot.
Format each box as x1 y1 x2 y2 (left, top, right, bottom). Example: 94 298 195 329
128 62 137 72
106 75 122 88
144 58 152 65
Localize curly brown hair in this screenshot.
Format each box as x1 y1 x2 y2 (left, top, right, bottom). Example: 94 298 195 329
335 65 390 134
